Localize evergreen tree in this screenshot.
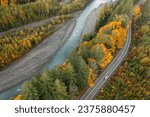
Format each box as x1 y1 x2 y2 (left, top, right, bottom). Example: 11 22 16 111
79 46 91 61
49 62 79 98
54 79 69 100
40 70 55 100
95 4 112 32
21 81 39 100
68 52 89 90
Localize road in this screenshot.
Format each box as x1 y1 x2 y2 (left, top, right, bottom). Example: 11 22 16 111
80 0 146 100
80 27 132 100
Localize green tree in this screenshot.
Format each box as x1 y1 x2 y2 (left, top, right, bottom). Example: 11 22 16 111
49 62 79 98
82 33 95 42
39 70 55 100
95 4 112 32
68 52 88 90
78 46 91 61
90 44 104 61
54 79 69 100
21 81 39 100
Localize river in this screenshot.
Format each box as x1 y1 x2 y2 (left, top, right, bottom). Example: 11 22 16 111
0 0 111 100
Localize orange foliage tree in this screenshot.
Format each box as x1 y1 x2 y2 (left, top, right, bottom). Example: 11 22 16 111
96 21 127 50
92 21 127 69
133 5 140 16
0 0 8 5
87 67 95 87
78 20 128 86
98 52 113 68
112 28 126 48
14 95 22 100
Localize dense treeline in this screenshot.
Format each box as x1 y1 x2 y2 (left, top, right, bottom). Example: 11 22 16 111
95 0 150 100
0 0 37 5
0 0 90 32
0 15 72 69
95 0 132 32
0 0 15 5
0 0 90 67
14 0 133 100
0 0 69 5
17 0 37 4
18 20 128 100
0 0 59 31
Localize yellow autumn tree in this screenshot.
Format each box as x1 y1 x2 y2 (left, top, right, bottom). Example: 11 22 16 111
96 21 127 50
112 28 126 48
1 0 8 5
107 34 116 53
133 5 140 16
79 21 127 71
88 58 96 63
98 52 113 68
14 95 22 100
100 43 107 53
87 67 95 87
87 58 97 87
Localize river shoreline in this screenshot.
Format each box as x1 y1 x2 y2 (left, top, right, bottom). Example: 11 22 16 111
0 20 76 93
0 0 108 98
81 0 113 37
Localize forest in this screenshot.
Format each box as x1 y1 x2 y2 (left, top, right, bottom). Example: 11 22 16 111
0 15 72 69
95 0 150 100
0 0 91 69
14 0 138 100
0 0 90 32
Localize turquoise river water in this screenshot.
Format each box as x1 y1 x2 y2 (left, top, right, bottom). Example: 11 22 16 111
0 0 111 100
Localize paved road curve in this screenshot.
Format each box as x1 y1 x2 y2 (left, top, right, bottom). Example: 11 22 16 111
80 0 146 100
80 27 132 100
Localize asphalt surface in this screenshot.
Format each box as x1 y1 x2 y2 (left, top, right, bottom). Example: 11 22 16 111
80 27 132 100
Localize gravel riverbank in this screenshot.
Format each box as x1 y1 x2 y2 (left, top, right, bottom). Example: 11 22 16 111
81 1 112 37
0 20 76 93
0 2 106 93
